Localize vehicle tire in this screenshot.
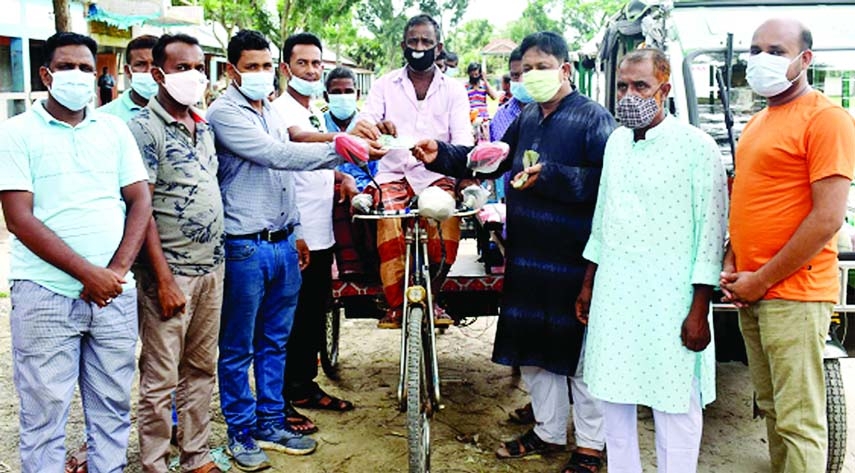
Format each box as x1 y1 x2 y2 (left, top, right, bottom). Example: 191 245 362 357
825 358 847 473
406 306 430 473
320 307 341 380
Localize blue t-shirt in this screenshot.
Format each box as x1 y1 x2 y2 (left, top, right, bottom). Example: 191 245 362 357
324 110 378 191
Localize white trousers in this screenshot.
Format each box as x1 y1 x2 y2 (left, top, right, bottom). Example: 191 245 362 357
603 378 703 473
520 342 604 448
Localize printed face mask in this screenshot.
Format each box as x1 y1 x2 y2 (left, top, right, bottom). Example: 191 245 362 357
615 93 661 129
235 67 275 101
405 47 436 72
510 81 534 104
328 93 358 120
129 71 158 100
161 69 208 106
746 51 805 97
522 68 562 103
47 69 95 111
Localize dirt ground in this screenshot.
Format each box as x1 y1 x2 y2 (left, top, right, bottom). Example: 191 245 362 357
1 224 855 472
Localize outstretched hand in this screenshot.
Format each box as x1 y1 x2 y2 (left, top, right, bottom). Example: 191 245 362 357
412 139 439 164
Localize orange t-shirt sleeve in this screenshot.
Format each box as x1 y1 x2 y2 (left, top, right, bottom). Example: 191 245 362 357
806 106 855 183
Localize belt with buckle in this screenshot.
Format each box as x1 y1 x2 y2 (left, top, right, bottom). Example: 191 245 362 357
226 225 294 243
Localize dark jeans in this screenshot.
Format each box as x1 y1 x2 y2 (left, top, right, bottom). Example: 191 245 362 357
218 234 301 436
284 247 333 400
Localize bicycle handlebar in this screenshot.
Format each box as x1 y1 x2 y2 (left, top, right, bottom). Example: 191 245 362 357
352 207 480 220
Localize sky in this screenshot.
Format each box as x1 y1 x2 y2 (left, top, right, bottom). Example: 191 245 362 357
459 0 528 29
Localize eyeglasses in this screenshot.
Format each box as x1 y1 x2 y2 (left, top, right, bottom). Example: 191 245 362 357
309 114 322 131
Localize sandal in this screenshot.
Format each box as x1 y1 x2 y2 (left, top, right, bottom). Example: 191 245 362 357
292 388 354 412
508 402 535 425
561 450 604 473
284 403 319 434
65 444 87 473
495 429 564 459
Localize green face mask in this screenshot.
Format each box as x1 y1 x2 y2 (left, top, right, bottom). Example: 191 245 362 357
522 68 562 103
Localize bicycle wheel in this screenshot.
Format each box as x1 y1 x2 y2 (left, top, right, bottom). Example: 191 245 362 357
320 306 341 380
825 358 847 473
406 305 430 473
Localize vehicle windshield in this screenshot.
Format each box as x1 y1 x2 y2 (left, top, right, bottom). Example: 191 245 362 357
674 5 855 170
688 50 855 169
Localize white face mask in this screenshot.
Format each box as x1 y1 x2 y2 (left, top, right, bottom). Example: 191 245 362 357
129 71 158 100
47 69 95 111
746 51 805 98
161 69 208 106
235 68 275 101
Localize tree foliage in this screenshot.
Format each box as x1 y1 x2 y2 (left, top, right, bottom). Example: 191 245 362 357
447 19 494 70
504 0 624 49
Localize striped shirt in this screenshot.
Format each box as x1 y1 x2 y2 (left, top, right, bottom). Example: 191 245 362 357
465 82 490 119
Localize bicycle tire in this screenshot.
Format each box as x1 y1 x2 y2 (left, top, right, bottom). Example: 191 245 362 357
320 306 341 380
825 358 847 473
406 305 429 473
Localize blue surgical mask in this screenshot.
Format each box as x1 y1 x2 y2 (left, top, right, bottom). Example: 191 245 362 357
445 67 459 78
288 73 325 98
47 69 94 111
130 71 158 100
234 67 275 101
510 80 534 104
328 93 357 120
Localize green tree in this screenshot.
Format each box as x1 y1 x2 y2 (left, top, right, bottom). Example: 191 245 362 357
347 35 385 72
562 0 624 48
418 0 469 30
447 19 494 71
503 0 624 48
506 0 562 43
355 0 413 74
202 0 276 54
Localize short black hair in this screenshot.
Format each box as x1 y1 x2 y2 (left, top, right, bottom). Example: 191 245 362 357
445 52 458 63
228 30 270 65
153 33 201 68
519 31 570 64
436 50 447 61
125 35 158 64
509 46 523 67
325 66 356 90
502 73 511 84
467 62 480 73
800 25 813 50
282 32 322 65
44 32 97 67
403 14 441 44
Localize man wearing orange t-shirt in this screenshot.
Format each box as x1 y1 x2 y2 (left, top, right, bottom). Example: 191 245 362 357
722 19 855 472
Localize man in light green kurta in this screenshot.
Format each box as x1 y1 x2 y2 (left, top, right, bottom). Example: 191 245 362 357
576 49 728 472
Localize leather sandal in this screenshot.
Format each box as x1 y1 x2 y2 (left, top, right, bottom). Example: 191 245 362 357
561 450 604 473
495 429 564 459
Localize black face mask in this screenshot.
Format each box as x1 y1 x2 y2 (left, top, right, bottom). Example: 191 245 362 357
404 47 436 72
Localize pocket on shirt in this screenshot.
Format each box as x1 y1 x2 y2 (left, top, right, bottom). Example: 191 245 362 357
225 240 258 261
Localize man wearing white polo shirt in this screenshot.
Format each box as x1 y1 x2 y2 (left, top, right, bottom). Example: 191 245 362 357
0 32 151 473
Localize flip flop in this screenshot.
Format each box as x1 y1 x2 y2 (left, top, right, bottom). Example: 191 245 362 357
292 389 355 412
284 403 319 434
65 444 87 473
561 450 604 473
495 428 564 459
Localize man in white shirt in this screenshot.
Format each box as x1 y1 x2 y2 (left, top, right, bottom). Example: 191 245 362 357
270 32 357 434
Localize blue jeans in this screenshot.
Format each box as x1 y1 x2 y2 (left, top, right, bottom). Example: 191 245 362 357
218 234 302 436
10 280 138 473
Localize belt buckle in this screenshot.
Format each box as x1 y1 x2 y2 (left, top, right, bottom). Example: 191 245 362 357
262 229 274 242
